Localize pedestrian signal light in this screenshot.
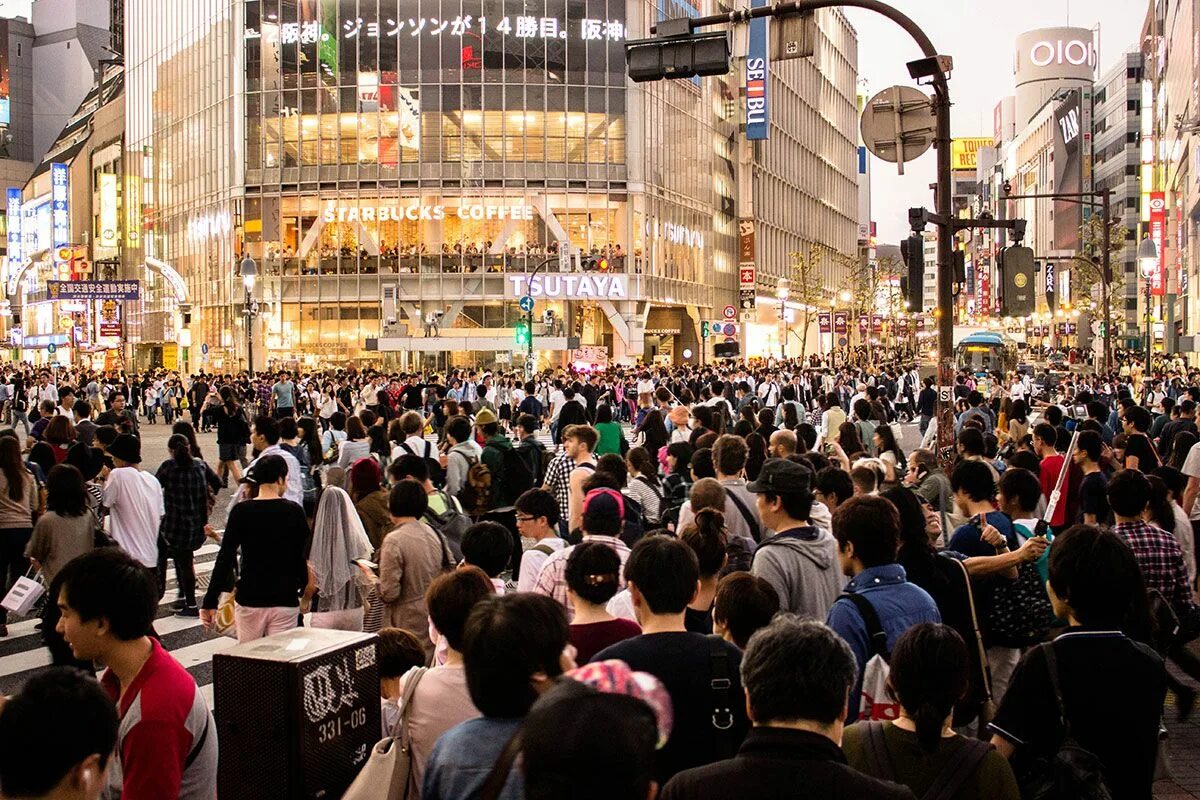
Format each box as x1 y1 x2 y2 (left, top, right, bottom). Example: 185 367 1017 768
514 320 530 346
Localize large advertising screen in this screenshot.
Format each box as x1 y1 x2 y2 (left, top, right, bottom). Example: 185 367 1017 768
1053 89 1082 252
245 0 626 88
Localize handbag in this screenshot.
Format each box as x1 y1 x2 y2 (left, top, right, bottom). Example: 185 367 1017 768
342 667 429 800
212 590 238 638
2 567 45 616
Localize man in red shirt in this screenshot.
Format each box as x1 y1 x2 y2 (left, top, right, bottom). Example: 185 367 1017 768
1033 422 1068 532
56 548 217 800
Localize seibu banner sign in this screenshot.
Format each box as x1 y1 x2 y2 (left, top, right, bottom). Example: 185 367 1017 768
509 273 628 299
1150 192 1166 296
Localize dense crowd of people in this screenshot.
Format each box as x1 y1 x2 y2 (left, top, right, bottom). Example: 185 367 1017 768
0 355 1195 800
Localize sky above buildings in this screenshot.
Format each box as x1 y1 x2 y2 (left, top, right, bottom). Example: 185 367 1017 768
0 1 30 19
848 0 1148 245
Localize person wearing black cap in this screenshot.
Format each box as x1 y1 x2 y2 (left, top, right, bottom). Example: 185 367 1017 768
747 458 841 621
100 434 163 581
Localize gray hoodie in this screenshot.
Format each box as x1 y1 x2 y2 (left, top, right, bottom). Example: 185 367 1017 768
750 526 841 620
445 440 483 497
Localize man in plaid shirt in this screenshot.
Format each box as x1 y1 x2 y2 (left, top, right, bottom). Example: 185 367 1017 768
1109 470 1199 625
531 488 631 619
1109 469 1200 716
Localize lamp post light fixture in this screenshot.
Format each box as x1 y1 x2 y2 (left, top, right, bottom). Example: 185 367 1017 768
1137 236 1159 382
776 279 790 360
239 256 258 375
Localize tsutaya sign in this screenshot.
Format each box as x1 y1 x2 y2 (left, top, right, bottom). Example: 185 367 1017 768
323 203 534 222
509 273 628 299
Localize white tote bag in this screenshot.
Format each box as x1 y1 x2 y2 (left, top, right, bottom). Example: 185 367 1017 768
342 667 428 800
2 569 44 616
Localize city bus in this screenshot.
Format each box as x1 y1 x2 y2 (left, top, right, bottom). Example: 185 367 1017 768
955 331 1020 377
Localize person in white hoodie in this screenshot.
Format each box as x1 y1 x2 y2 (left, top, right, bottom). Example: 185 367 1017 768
746 458 841 621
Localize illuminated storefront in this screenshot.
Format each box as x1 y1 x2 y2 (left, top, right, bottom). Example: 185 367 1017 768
123 0 858 369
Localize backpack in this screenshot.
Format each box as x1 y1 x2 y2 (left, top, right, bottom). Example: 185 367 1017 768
1020 643 1115 800
517 439 547 486
280 443 318 514
423 491 470 562
619 493 647 547
856 721 994 800
841 592 900 721
398 440 445 488
493 445 535 507
985 558 1055 648
457 454 493 518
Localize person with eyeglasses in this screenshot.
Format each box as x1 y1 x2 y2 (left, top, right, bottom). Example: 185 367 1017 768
515 488 564 593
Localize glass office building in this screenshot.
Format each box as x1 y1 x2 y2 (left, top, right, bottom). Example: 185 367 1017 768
124 0 856 370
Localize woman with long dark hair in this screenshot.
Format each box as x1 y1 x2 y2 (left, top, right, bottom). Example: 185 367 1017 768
214 385 250 486
171 419 205 461
1169 430 1197 471
844 624 1019 798
624 446 663 525
873 424 906 487
0 435 37 637
633 408 668 457
27 463 94 669
837 420 867 461
297 416 325 470
155 433 222 616
744 432 767 482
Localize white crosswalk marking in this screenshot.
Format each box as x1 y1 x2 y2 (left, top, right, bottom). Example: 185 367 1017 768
0 543 224 701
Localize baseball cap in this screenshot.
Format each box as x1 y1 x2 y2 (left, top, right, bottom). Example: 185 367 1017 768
746 458 812 495
582 487 625 521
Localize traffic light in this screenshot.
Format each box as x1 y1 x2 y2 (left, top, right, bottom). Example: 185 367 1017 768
1000 245 1036 317
900 234 923 310
952 250 966 284
701 321 709 338
626 32 731 83
514 319 530 347
580 255 610 272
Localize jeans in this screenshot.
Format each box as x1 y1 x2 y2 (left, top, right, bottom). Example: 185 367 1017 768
11 410 29 436
274 406 295 419
0 528 33 625
157 538 197 606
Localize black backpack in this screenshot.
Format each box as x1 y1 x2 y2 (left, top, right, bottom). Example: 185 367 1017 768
397 440 445 488
1020 643 1115 800
619 493 648 547
488 444 535 508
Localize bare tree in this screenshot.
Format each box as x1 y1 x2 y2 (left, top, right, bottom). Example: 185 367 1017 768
786 246 827 361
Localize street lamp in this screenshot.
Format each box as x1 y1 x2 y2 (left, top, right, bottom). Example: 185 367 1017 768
776 279 790 360
1137 236 1159 382
239 256 258 375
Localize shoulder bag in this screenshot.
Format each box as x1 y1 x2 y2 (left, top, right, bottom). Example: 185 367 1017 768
342 667 429 800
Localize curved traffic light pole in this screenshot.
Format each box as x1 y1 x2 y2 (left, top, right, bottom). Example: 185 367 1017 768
647 0 955 462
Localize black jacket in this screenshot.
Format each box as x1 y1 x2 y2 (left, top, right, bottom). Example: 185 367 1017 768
660 727 916 800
